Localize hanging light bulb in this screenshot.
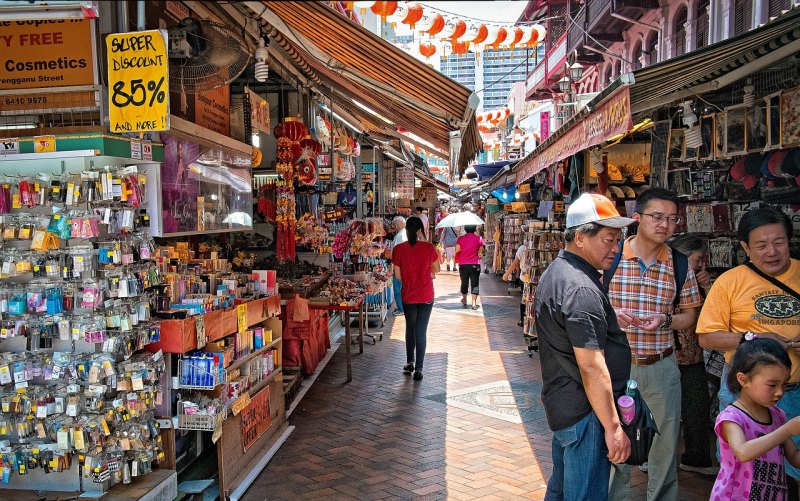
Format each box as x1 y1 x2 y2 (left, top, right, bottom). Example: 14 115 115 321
254 37 269 83
514 191 520 200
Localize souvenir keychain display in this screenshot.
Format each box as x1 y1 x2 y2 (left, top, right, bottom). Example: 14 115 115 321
0 165 165 487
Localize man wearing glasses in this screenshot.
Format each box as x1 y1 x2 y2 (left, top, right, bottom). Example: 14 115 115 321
608 188 703 501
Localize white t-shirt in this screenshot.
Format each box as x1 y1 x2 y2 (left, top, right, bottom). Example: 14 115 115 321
515 244 526 261
392 228 407 248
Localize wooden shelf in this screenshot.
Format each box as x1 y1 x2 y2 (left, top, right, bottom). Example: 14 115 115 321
226 338 282 374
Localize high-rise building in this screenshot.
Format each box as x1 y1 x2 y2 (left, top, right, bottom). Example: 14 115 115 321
440 46 543 111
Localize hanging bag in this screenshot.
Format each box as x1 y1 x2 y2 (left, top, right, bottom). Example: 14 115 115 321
616 392 659 465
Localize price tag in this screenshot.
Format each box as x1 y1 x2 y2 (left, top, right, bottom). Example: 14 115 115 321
237 303 248 333
130 138 142 159
106 30 170 133
230 393 251 416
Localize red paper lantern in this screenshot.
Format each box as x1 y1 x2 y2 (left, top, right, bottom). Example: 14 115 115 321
472 24 489 44
504 107 511 117
490 27 507 49
426 13 444 36
451 19 467 41
476 113 484 122
401 2 423 29
509 26 524 47
370 1 398 22
280 117 308 143
419 41 437 58
300 135 322 157
528 24 546 46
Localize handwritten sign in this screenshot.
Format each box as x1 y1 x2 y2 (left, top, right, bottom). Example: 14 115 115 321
241 387 270 451
230 393 251 416
237 303 248 333
0 19 94 90
106 30 170 133
246 86 270 134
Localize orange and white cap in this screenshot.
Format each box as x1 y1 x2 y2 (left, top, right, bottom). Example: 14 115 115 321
566 193 636 229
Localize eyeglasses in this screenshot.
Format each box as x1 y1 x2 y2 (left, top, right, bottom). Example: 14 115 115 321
638 212 682 225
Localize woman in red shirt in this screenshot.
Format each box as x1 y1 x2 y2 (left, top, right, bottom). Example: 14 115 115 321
392 216 440 381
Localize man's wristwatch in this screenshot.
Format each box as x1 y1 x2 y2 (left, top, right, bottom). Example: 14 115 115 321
740 331 757 345
659 312 673 329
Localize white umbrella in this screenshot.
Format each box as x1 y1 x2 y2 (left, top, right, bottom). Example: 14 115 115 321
435 211 485 228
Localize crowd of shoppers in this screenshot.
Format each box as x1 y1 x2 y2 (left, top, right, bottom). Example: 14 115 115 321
536 189 800 500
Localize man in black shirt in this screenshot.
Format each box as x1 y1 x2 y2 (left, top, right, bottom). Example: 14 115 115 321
535 193 634 500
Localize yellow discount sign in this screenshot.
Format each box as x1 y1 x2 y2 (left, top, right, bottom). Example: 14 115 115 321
106 30 170 133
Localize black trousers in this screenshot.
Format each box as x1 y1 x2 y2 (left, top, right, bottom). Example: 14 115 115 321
459 264 480 295
679 362 712 467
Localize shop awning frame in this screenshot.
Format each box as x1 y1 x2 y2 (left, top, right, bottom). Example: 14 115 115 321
237 1 482 174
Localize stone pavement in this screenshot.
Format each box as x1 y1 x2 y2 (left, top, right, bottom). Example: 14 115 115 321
243 271 714 500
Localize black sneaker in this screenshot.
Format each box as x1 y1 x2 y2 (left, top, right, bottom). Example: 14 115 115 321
446 265 450 271
413 370 423 381
403 363 414 374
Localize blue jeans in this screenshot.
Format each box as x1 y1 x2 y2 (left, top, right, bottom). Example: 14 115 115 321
546 411 611 501
404 302 433 370
392 277 403 313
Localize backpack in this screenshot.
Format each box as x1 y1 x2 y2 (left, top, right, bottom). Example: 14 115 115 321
603 245 689 350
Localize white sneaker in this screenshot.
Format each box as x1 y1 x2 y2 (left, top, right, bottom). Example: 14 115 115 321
638 462 648 473
679 463 719 476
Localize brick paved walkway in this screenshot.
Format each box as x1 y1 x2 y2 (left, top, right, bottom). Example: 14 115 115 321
244 271 714 500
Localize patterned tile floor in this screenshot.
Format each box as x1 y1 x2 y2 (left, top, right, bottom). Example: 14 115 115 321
243 271 715 500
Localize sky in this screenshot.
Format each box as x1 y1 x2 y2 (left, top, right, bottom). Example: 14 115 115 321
418 1 528 24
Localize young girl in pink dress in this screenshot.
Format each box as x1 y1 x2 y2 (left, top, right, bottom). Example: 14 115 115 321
713 338 800 500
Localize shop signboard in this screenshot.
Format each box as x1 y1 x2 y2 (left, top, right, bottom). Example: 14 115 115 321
540 111 550 141
396 164 415 199
241 386 271 451
106 30 170 133
245 86 270 134
195 85 230 136
516 87 633 183
0 19 94 90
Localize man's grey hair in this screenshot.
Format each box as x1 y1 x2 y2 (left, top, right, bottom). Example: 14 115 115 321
564 222 604 243
392 216 406 228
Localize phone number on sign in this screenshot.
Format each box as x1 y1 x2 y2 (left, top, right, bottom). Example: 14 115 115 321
3 96 47 106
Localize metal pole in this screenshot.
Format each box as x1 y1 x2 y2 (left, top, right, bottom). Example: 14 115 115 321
372 146 376 216
136 0 145 30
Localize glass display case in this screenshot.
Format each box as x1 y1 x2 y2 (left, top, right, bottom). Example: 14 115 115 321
147 134 253 237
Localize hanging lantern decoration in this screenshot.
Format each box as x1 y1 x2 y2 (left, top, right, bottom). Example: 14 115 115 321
508 26 525 48
419 41 437 59
275 137 295 179
440 17 458 39
370 1 398 23
398 2 424 29
425 13 445 36
476 113 484 122
504 107 511 117
449 40 469 57
528 24 546 46
451 19 467 42
280 117 308 143
296 135 321 186
416 11 437 33
484 26 507 50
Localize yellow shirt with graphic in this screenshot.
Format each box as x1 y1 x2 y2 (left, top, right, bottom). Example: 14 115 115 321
697 259 800 379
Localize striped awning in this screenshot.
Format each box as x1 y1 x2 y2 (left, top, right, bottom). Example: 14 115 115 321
239 1 482 174
630 7 800 114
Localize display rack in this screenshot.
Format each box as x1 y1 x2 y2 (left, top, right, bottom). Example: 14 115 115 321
520 224 564 357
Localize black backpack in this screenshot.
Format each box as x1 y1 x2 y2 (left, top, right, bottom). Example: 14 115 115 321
602 246 689 349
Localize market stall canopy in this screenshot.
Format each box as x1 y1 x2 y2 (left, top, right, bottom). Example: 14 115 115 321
473 160 515 180
629 8 800 114
239 1 482 174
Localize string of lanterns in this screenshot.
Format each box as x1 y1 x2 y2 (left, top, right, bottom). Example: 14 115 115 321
349 2 546 59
